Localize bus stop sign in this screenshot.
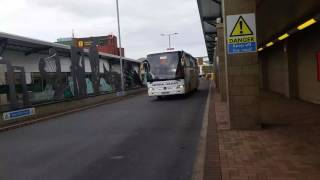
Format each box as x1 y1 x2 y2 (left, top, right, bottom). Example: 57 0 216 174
227 13 257 54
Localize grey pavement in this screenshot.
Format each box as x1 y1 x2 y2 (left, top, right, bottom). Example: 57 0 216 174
0 80 210 180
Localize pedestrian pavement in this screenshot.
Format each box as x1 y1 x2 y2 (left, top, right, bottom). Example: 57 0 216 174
205 85 320 180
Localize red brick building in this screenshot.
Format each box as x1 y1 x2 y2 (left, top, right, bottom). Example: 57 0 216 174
57 35 125 56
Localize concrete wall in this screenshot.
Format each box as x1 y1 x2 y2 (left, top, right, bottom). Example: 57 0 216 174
263 44 286 95
0 88 146 127
216 24 227 101
216 0 320 129
256 0 320 103
295 24 320 104
259 20 320 104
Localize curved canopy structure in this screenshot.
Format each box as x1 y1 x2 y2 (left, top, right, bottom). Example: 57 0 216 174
197 0 222 63
0 31 139 63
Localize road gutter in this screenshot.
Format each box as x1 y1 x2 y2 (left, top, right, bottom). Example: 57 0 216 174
191 81 212 180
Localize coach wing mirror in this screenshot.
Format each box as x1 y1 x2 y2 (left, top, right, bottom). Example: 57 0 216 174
143 60 150 73
181 56 185 66
143 60 152 82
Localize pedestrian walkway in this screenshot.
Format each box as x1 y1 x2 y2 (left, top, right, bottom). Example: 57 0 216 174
206 86 320 180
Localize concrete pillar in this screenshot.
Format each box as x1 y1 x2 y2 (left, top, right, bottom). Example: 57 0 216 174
260 40 298 99
223 0 260 129
285 40 299 99
0 65 7 105
282 42 291 98
214 56 220 91
259 53 268 90
216 23 227 101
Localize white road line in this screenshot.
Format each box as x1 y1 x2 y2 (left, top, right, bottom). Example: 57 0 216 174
191 80 212 180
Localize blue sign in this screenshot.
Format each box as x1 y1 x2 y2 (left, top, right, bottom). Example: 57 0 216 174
228 42 257 54
3 108 35 121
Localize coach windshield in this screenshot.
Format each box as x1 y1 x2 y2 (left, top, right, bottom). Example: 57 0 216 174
146 52 184 81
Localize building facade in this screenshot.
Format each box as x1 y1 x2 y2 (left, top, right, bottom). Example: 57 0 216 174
198 0 320 129
0 32 141 116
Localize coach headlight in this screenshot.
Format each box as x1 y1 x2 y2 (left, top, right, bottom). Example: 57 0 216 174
177 85 184 89
149 87 155 91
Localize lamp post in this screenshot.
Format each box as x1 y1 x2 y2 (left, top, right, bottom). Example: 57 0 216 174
116 0 125 95
161 33 178 51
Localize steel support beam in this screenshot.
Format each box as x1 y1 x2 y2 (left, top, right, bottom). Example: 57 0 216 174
206 40 217 44
205 32 217 39
25 46 51 56
0 38 8 56
203 16 218 26
211 0 221 5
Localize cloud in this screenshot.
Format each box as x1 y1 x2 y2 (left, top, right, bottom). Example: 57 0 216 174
0 0 207 59
28 0 115 18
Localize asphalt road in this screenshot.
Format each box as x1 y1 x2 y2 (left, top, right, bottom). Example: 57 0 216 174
0 80 210 180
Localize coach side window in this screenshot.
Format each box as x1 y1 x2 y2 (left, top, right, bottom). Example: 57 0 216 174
189 56 194 68
190 57 197 69
184 54 190 67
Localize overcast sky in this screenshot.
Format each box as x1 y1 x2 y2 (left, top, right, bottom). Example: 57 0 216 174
0 0 207 59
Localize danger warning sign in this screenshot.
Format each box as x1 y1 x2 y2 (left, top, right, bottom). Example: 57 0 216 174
230 16 253 37
227 13 257 54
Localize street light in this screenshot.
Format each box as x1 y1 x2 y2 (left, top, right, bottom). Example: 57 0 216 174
161 33 178 51
116 0 125 95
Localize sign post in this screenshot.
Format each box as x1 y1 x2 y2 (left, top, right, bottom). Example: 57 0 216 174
317 52 320 81
227 13 257 54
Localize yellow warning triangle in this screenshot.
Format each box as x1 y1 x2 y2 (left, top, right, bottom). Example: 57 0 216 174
230 16 253 37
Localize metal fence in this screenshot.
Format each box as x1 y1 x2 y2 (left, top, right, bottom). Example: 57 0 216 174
0 42 143 113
